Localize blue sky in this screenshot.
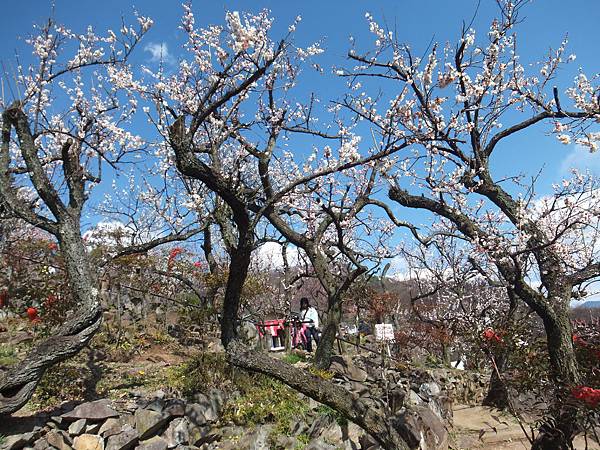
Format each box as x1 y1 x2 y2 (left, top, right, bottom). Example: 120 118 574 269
1 1 599 259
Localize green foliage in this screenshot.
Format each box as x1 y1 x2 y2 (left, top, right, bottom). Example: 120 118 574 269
0 344 17 367
167 352 234 398
308 366 334 380
316 404 348 427
0 434 5 446
295 433 310 448
223 375 310 438
32 361 87 408
282 352 305 365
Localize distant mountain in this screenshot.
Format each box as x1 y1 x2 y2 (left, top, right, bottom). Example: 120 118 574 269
576 300 600 309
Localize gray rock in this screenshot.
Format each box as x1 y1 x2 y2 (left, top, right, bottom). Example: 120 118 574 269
330 355 368 382
392 405 448 450
163 417 190 448
46 430 73 450
85 423 102 435
32 438 51 450
99 418 122 437
68 419 87 436
237 426 271 450
135 436 168 450
188 390 224 424
134 409 169 440
2 432 37 450
305 439 337 450
63 399 119 422
105 425 138 450
419 382 441 400
183 404 207 427
407 390 424 406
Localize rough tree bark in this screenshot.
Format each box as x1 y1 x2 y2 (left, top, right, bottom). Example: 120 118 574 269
0 105 102 414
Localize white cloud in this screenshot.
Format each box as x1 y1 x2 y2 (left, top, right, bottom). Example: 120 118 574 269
254 241 302 270
560 144 600 176
143 42 174 64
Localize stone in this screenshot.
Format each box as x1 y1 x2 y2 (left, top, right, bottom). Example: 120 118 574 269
393 405 448 450
144 398 165 414
135 436 168 450
99 418 122 437
2 432 36 450
105 425 138 450
163 400 185 418
183 404 207 427
329 355 368 382
63 400 119 422
237 425 271 450
68 419 88 436
407 390 424 406
163 417 190 448
73 434 105 450
134 408 169 440
85 423 102 434
32 437 51 450
305 439 337 450
419 382 441 400
189 389 224 424
46 430 73 450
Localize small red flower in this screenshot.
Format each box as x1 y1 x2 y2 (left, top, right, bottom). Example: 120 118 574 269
193 261 202 268
571 386 600 408
167 247 184 270
482 328 503 343
26 307 39 322
48 242 58 251
573 334 588 346
169 247 184 259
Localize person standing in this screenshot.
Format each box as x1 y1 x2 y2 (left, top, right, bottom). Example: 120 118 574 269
300 297 320 352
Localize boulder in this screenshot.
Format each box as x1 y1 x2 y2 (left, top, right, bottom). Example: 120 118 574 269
419 382 441 400
330 355 368 382
99 418 123 438
189 389 224 424
135 436 168 450
2 432 36 450
392 405 448 450
237 425 272 450
105 425 139 450
46 430 73 450
134 409 170 440
163 417 190 448
63 399 119 422
68 419 88 436
73 434 105 450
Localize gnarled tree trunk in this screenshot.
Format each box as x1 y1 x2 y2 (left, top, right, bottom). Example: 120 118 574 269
0 218 102 415
531 302 580 450
314 297 343 369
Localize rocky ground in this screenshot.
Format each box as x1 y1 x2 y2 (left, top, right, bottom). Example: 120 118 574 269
1 321 598 450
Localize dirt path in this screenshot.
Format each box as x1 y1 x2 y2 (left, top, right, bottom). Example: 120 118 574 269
451 404 599 450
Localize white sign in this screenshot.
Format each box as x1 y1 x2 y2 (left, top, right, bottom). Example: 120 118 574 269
375 323 395 342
